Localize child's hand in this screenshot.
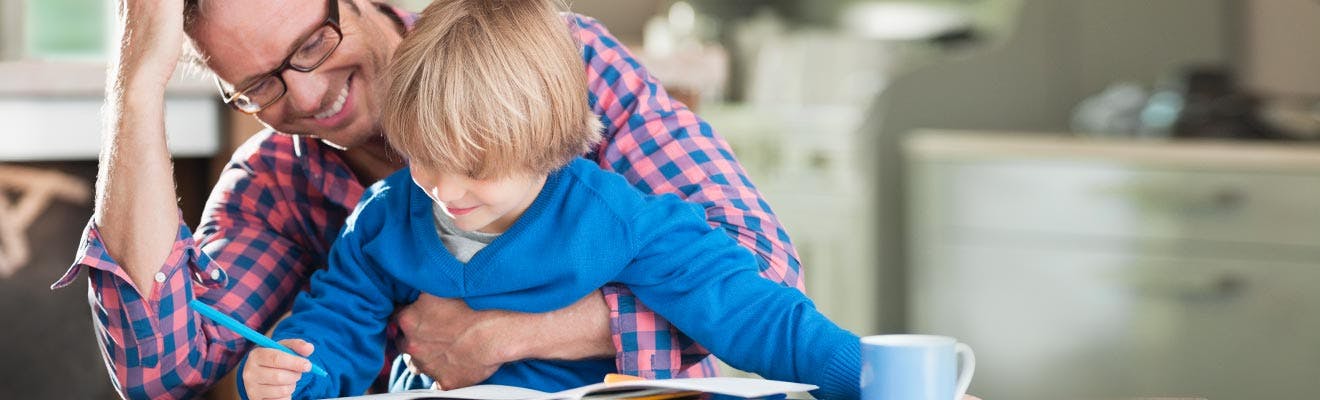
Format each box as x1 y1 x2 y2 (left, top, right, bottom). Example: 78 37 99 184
242 339 316 400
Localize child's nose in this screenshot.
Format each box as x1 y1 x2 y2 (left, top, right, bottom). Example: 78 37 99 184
436 187 465 203
434 175 468 202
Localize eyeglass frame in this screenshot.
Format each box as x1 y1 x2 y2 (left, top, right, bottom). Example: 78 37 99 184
214 0 342 114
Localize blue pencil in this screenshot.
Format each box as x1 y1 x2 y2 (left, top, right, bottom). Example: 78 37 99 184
187 299 329 377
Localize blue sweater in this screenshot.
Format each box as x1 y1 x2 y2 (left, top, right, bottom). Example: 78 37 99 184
249 158 861 399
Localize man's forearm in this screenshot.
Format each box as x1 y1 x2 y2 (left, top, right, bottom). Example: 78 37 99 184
94 68 181 298
502 292 615 361
398 292 616 388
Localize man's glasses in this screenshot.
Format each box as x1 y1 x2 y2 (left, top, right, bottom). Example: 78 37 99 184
215 0 342 114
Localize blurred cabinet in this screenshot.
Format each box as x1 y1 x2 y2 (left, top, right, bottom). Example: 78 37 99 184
906 130 1320 399
0 61 219 161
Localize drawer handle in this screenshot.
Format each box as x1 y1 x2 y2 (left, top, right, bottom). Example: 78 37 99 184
1210 187 1247 210
1105 183 1248 215
1125 271 1246 300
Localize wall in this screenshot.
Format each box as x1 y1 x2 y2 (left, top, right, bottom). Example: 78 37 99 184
1242 0 1320 98
0 0 22 60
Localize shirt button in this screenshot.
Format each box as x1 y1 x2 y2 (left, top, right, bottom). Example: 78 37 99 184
154 272 167 283
210 269 221 281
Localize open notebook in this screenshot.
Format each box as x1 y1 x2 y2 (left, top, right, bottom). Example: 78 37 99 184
330 377 817 400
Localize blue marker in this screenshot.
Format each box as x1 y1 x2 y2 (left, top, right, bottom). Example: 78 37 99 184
187 299 329 377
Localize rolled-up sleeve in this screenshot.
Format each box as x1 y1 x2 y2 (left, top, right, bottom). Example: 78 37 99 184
54 153 323 399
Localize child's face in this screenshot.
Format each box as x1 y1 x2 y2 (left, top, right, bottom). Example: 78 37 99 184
410 166 548 234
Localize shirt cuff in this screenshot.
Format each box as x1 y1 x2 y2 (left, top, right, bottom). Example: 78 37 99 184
600 284 631 373
52 211 229 291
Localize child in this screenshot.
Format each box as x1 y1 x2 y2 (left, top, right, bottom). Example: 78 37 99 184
238 0 861 399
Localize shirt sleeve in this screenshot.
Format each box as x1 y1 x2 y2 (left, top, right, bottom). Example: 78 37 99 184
616 197 861 400
53 161 322 399
567 13 805 378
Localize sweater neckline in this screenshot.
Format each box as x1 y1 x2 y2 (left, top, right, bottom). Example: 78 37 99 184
407 165 566 287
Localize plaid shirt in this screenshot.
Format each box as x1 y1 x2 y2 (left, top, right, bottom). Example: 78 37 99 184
53 7 803 400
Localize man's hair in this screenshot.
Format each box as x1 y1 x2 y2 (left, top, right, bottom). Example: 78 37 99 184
181 0 207 68
382 0 602 179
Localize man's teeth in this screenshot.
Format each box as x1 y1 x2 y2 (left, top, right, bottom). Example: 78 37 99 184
314 86 350 120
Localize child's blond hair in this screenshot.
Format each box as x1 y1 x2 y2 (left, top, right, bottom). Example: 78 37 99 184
382 0 602 179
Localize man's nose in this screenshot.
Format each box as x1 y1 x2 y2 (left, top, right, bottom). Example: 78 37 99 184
281 71 330 115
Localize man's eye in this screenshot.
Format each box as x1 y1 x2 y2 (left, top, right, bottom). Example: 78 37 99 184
298 30 333 59
247 79 275 95
299 36 325 56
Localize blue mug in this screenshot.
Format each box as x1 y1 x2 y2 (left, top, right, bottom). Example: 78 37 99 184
860 334 975 400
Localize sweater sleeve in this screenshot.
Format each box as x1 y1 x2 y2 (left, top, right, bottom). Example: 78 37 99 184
239 191 403 399
612 196 861 399
570 12 803 377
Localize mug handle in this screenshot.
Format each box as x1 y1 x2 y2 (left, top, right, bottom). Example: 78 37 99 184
953 343 976 400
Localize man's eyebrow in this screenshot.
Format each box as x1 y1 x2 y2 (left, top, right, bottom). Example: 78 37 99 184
232 24 316 89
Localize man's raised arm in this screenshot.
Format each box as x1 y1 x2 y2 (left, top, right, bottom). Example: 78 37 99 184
95 0 187 298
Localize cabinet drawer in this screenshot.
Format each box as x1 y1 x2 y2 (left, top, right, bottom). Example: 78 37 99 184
910 243 1320 400
917 160 1320 247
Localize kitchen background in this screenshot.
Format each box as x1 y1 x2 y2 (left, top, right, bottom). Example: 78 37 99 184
1 0 1318 399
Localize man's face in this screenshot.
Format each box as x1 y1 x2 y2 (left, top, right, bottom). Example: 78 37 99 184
191 0 401 148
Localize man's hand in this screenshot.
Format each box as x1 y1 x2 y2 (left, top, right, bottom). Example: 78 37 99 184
395 292 615 389
113 0 185 84
396 295 506 389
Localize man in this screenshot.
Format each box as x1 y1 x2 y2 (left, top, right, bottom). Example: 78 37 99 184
52 0 803 398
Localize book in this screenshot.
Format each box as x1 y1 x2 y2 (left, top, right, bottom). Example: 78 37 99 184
329 376 817 400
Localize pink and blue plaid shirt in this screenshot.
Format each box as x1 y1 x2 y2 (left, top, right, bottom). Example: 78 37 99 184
53 7 803 399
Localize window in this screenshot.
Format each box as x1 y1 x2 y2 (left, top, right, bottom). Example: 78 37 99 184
0 0 110 62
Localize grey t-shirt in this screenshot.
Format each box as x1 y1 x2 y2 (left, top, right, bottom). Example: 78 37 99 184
431 203 500 263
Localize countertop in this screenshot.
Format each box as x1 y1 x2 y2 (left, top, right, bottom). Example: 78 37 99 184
0 60 214 97
906 129 1320 173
